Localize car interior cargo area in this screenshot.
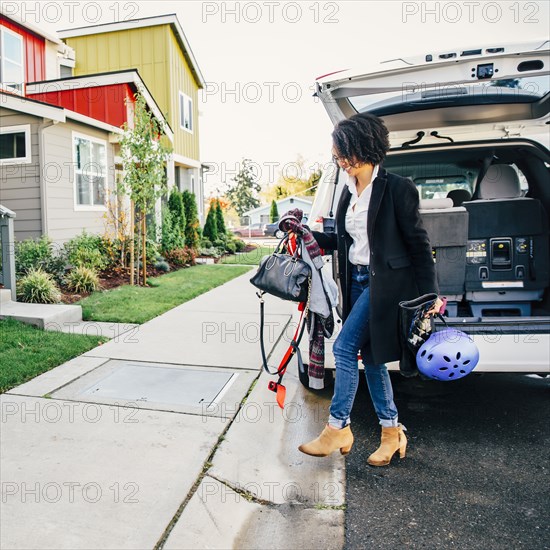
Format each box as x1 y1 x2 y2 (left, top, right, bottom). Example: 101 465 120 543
384 139 550 329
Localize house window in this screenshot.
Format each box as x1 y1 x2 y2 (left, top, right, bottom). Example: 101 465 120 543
60 64 73 78
0 27 24 94
73 134 107 209
179 92 193 132
0 124 31 164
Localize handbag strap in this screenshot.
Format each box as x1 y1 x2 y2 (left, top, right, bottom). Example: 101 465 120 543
256 276 311 409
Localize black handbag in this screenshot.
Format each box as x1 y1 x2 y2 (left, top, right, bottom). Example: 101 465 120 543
250 236 311 302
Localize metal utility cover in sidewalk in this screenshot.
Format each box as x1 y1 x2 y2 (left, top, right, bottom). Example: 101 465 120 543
80 363 235 408
51 360 257 419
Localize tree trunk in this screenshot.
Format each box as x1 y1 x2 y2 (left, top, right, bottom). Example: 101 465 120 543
142 212 147 286
136 210 141 286
129 200 135 285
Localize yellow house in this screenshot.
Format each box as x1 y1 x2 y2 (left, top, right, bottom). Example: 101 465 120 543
58 14 206 221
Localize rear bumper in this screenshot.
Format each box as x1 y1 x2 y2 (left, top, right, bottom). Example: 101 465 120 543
388 333 550 373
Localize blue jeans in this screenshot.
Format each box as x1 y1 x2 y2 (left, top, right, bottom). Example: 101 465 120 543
328 265 399 429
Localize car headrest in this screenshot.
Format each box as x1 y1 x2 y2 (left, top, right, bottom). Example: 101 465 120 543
419 198 454 210
447 189 472 207
477 165 521 199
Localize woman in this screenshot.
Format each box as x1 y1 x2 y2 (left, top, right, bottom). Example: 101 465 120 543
297 113 443 466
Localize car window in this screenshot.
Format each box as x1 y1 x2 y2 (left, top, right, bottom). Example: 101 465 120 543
350 75 550 115
414 175 472 200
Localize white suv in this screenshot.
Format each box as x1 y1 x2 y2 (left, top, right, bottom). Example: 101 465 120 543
308 40 550 375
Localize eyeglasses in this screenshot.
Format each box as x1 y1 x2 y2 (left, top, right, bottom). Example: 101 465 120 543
332 154 348 164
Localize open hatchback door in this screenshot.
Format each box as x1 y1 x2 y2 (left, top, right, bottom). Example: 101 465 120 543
309 40 550 375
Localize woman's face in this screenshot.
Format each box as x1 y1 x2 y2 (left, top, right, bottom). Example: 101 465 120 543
332 147 373 179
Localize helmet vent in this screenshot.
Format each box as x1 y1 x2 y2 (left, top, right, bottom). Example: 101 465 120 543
453 365 458 369
443 356 451 362
439 366 448 371
460 369 466 374
420 350 427 357
449 372 455 378
456 352 461 360
427 354 433 361
463 360 471 365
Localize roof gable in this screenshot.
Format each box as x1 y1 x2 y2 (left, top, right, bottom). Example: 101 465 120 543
57 14 205 88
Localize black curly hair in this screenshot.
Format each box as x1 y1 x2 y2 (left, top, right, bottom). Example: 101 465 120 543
332 113 390 167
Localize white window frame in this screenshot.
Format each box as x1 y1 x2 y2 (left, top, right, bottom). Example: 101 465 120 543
0 124 31 164
0 26 25 95
179 91 193 133
72 132 108 212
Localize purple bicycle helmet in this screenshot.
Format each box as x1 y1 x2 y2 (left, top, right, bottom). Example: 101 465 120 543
416 328 479 381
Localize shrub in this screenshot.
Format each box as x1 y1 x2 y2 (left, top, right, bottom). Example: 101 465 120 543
270 199 279 223
225 241 237 254
102 235 131 271
66 266 100 293
213 238 225 249
161 205 185 253
199 247 222 258
64 232 108 272
214 199 227 236
164 246 197 267
234 239 247 252
203 204 218 242
182 191 200 250
15 236 66 282
146 238 160 265
155 260 171 272
132 237 161 268
168 189 186 239
17 268 61 304
200 238 212 249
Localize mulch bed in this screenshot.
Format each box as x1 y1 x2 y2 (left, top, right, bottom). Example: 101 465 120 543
9 244 257 306
59 264 181 305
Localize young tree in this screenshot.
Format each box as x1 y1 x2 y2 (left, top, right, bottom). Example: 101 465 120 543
182 191 200 250
202 203 218 242
119 91 171 285
226 159 261 217
214 199 227 236
269 199 279 222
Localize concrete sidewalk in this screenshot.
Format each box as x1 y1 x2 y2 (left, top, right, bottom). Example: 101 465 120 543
1 270 345 549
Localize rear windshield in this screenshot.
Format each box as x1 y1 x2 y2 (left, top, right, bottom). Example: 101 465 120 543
350 75 550 115
384 160 530 200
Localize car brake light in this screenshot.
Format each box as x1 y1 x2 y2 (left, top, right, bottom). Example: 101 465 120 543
316 69 348 81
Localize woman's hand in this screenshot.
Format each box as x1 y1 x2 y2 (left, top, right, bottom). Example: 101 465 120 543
426 297 445 316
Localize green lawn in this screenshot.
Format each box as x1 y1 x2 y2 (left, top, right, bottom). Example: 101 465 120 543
0 319 107 393
219 245 276 266
79 264 252 324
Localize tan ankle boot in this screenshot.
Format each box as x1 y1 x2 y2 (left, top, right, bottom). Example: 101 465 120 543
299 425 354 457
367 424 407 466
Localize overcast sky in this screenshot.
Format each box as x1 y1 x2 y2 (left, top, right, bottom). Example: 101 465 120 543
13 0 550 195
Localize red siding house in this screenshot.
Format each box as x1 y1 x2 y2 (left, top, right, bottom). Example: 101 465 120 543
0 12 171 243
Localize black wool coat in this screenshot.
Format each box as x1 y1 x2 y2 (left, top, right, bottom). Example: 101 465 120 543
312 167 439 365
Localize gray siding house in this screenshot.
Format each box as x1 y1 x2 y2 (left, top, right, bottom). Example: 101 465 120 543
243 196 314 225
0 92 120 244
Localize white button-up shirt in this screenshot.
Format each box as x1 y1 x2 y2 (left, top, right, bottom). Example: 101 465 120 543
345 165 379 266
